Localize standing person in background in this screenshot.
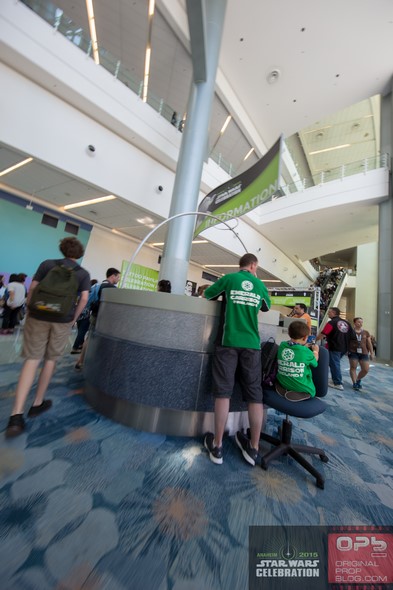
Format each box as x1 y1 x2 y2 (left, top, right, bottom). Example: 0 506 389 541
316 307 354 390
291 302 312 331
1 273 26 334
0 275 6 318
157 279 171 293
70 279 98 354
203 253 271 467
348 317 374 391
5 238 90 437
75 267 120 370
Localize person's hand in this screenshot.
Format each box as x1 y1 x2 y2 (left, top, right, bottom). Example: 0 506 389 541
311 344 319 353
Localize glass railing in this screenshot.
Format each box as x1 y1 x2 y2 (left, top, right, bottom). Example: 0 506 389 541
19 0 391 190
19 0 245 176
277 154 390 199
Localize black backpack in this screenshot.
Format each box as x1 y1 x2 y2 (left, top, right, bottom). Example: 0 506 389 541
261 338 279 388
28 261 79 319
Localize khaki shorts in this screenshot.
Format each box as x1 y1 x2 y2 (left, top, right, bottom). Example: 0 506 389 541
22 315 73 360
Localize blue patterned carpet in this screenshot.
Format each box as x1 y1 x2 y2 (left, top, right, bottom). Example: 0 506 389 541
0 344 392 590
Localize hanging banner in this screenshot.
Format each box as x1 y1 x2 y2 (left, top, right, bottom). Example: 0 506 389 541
120 261 159 291
194 135 283 236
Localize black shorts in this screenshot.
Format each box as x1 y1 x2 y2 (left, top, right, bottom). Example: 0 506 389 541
348 352 369 361
211 345 263 403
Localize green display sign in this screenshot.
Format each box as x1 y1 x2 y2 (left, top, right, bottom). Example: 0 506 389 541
270 295 312 306
120 261 159 291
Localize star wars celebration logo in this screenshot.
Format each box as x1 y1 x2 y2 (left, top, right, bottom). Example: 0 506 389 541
255 542 320 581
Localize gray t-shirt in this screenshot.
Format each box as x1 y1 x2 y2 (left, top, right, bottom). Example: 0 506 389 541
29 258 90 323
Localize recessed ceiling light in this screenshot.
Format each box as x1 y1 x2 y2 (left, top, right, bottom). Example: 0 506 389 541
309 144 350 155
64 195 116 209
204 264 238 268
0 157 33 177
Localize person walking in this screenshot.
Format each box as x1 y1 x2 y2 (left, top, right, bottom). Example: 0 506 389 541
203 253 271 466
348 317 374 391
5 238 90 437
316 307 354 390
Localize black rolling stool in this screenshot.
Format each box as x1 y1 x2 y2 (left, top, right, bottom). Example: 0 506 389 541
259 346 329 489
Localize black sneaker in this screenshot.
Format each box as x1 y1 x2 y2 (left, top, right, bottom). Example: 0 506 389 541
235 431 259 466
204 432 223 465
70 348 82 355
27 399 52 418
5 414 25 438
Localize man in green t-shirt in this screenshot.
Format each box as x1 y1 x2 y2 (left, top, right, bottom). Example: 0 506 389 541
276 321 319 401
203 253 271 466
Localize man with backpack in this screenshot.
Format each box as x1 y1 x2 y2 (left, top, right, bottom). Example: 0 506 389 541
5 237 90 437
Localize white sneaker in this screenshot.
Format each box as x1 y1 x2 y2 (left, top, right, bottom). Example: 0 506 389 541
328 379 344 390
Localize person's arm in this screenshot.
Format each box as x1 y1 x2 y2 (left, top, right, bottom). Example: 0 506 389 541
73 291 89 323
204 277 226 300
316 322 332 342
26 280 39 307
366 334 373 358
260 286 271 312
7 287 15 306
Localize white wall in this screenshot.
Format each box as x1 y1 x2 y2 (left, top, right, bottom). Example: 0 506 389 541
355 242 378 336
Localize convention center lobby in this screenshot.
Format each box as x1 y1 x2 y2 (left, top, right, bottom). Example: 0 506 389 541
1 0 393 588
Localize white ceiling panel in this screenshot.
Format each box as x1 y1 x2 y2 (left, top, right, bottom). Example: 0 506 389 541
3 0 391 282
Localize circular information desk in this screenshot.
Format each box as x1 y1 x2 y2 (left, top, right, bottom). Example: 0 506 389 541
84 288 251 437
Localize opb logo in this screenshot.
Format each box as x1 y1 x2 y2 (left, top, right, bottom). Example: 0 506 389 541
336 535 387 556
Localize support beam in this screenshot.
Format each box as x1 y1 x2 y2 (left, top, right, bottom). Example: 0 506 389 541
159 0 227 294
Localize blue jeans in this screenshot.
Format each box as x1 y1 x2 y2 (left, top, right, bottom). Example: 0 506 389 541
329 350 345 385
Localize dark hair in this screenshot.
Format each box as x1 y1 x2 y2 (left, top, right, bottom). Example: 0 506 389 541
197 284 210 297
295 302 307 312
106 268 120 278
59 237 84 259
239 253 258 268
157 279 171 293
353 317 363 323
9 274 18 282
16 273 26 283
90 279 98 286
288 320 310 340
330 307 341 316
